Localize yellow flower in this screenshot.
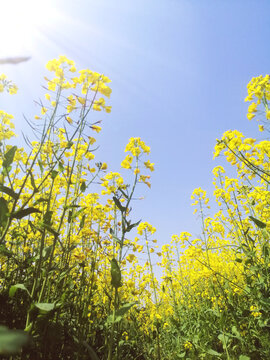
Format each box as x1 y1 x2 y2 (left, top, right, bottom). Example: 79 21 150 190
247 113 255 120
66 116 73 124
46 59 59 72
41 107 47 115
91 125 102 133
98 82 112 98
248 102 257 113
77 96 86 105
125 137 151 156
121 155 133 169
144 160 154 171
69 66 77 73
48 81 56 91
137 222 156 235
250 305 261 317
126 254 136 263
184 341 192 350
9 85 18 95
93 104 101 111
88 137 96 145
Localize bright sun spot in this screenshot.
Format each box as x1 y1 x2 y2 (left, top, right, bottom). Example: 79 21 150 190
0 0 57 57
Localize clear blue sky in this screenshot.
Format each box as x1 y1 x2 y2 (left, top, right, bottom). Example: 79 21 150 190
1 0 270 245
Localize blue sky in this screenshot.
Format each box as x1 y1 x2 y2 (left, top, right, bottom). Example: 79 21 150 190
1 0 270 246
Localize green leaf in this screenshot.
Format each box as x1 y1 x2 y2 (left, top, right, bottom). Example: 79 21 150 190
113 196 126 213
262 228 269 239
114 302 137 322
9 284 31 298
51 170 58 179
239 356 250 360
29 171 37 191
68 210 72 223
72 336 100 360
38 159 44 173
231 325 241 338
1 166 11 176
218 333 229 346
11 207 41 219
58 161 64 173
177 352 186 358
42 223 59 237
33 197 49 205
109 228 122 244
64 204 80 210
36 245 53 262
35 302 56 313
247 235 255 244
43 210 53 225
80 181 86 192
262 243 269 258
24 322 33 332
79 214 86 229
67 141 73 149
207 349 222 356
0 197 9 227
205 308 221 317
118 187 128 199
0 326 28 355
71 208 85 221
259 297 270 307
2 146 17 169
81 340 100 360
106 302 137 324
110 258 121 288
126 219 141 233
249 216 266 229
0 184 19 200
0 245 13 258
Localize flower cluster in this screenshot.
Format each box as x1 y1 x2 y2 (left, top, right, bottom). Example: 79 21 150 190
0 74 18 94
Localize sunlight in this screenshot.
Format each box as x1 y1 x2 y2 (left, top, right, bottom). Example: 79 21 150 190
0 0 57 57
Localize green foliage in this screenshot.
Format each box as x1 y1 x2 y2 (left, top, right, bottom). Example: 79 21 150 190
9 284 31 298
0 326 28 355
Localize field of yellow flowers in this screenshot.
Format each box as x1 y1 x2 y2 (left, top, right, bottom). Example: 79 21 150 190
0 57 270 360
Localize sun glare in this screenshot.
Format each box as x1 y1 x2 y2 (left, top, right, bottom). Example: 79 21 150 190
0 0 56 57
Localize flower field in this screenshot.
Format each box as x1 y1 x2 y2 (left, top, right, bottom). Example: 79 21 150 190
0 57 270 359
